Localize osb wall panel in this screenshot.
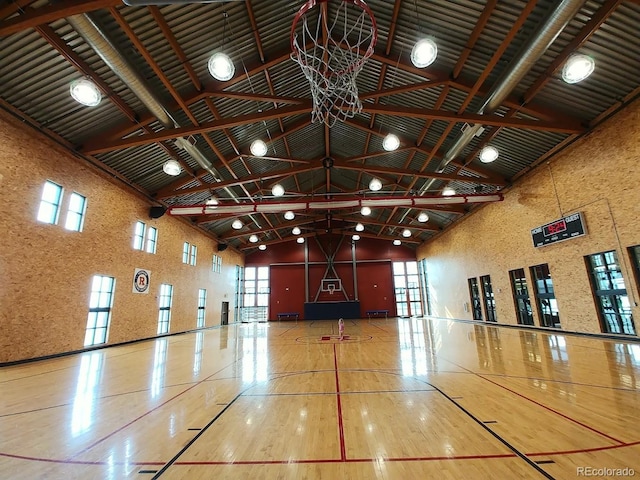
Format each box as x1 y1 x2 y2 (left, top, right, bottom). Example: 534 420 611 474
417 100 640 335
0 110 243 363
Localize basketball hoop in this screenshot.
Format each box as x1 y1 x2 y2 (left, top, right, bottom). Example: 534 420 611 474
327 284 335 295
291 0 378 127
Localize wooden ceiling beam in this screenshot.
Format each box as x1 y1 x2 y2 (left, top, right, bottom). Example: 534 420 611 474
452 0 497 79
245 0 265 63
0 0 121 36
82 103 313 154
332 159 506 187
158 163 322 200
362 104 583 133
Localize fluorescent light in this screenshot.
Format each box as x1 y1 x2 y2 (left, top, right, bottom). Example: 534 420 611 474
352 234 360 241
250 139 268 157
369 178 382 191
393 239 401 246
411 38 438 68
479 145 499 163
208 52 235 81
258 244 267 251
417 212 429 222
292 227 301 235
361 206 371 216
249 234 258 243
562 54 595 84
232 219 243 230
442 187 456 196
355 223 364 232
402 229 411 238
272 184 285 197
70 78 101 107
284 211 295 220
297 237 305 244
162 159 181 176
382 133 400 151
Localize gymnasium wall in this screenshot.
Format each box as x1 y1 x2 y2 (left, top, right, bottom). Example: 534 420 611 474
0 109 243 363
246 235 415 319
417 100 640 334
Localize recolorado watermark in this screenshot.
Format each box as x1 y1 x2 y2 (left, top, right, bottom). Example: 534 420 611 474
577 467 635 477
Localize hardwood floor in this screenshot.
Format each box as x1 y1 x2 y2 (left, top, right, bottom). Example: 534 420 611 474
1 318 639 479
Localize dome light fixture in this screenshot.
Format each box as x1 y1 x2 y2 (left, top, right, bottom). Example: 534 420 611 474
272 183 285 197
70 78 102 107
208 52 235 81
393 239 401 246
250 139 268 157
417 212 429 223
258 244 267 251
355 223 364 232
442 187 456 196
369 178 383 191
206 197 219 206
562 54 595 84
296 237 305 244
361 206 372 216
402 229 412 238
162 159 181 176
382 133 400 152
411 38 438 68
232 219 243 230
284 211 295 221
352 234 360 241
292 226 301 235
479 145 499 163
249 234 258 243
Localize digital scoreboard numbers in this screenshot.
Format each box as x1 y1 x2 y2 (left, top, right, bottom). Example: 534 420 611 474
531 212 586 248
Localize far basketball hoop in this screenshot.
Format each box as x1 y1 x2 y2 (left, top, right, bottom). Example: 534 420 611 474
291 0 377 127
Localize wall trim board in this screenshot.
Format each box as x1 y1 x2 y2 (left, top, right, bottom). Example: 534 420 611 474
425 315 640 344
0 325 232 368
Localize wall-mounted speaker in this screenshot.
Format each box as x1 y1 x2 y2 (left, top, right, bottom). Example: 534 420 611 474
217 243 228 252
149 206 167 219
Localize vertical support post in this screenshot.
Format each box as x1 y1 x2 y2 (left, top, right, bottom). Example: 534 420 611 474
304 239 309 303
351 239 358 301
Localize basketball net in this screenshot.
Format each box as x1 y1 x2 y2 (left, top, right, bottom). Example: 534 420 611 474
291 0 377 127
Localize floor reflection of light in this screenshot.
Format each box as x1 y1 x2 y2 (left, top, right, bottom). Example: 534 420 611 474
548 335 568 363
71 352 103 437
151 339 168 399
193 331 203 376
629 344 640 364
398 318 428 376
241 323 269 384
106 450 115 480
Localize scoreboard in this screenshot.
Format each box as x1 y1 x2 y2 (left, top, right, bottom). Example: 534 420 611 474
531 212 587 248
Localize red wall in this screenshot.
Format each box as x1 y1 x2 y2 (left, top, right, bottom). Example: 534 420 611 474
246 235 416 319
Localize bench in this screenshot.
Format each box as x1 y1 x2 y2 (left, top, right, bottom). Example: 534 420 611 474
366 310 388 319
277 312 299 321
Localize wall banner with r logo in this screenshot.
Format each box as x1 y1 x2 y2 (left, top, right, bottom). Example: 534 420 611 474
133 268 151 294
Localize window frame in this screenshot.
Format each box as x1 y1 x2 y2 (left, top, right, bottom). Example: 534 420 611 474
64 192 87 232
37 180 64 225
145 226 158 254
157 284 173 334
197 288 207 328
84 275 116 347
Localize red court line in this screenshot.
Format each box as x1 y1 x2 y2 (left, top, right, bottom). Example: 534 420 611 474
333 344 346 461
0 452 163 466
6 442 640 467
477 374 625 445
66 359 240 461
172 453 517 465
437 354 626 445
